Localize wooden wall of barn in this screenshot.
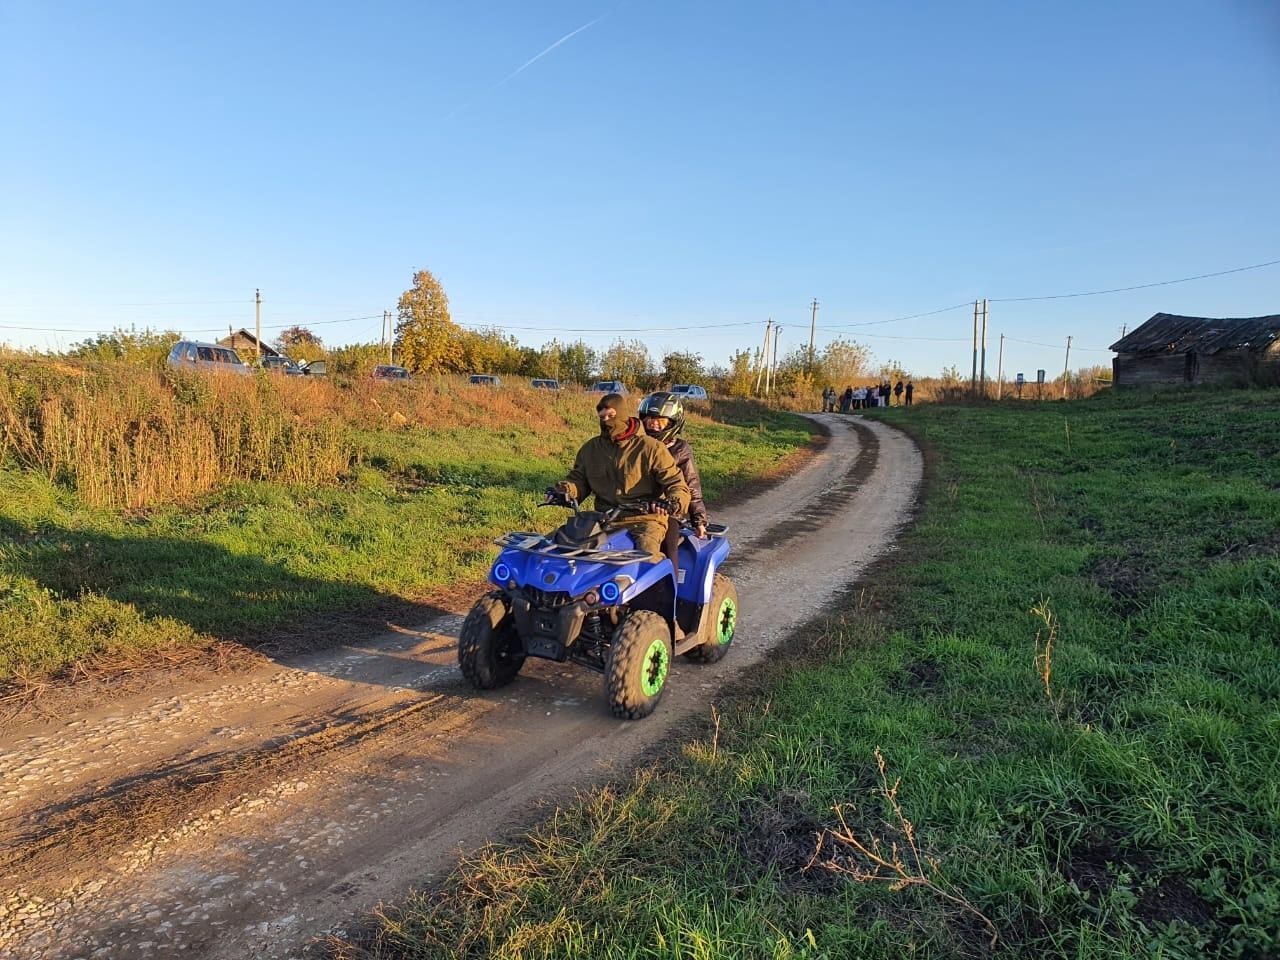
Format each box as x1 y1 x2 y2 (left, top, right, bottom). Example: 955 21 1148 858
1248 340 1280 386
1113 352 1186 386
1115 344 1280 386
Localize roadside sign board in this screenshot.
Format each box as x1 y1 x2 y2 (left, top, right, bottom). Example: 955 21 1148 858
1036 369 1046 384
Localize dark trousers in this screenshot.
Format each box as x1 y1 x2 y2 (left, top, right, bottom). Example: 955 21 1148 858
663 516 681 579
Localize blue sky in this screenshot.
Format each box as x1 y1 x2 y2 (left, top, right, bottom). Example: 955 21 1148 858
2 0 1277 379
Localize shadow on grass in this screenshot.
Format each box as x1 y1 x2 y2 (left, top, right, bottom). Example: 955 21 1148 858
0 515 465 688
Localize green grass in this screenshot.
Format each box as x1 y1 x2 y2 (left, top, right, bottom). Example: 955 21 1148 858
331 387 1280 960
0 397 812 685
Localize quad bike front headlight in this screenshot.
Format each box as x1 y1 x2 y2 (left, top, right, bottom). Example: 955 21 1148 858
492 561 512 583
599 580 622 604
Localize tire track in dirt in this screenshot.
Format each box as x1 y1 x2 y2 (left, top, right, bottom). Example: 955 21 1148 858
0 415 921 960
1 693 463 882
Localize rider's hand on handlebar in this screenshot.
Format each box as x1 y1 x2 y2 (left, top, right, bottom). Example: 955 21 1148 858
649 501 669 516
694 522 708 538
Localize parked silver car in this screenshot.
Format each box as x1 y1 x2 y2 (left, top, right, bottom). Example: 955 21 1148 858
166 340 252 376
670 383 709 401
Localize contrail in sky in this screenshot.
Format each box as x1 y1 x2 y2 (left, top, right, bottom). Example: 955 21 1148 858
447 13 611 119
499 14 608 86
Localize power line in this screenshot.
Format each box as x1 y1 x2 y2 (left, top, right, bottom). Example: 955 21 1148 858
989 257 1280 303
5 253 1275 350
818 301 973 331
453 318 760 333
0 314 384 336
855 332 972 342
110 299 254 307
1003 335 1067 349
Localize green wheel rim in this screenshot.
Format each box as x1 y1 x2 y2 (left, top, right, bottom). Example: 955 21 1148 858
640 637 669 696
716 598 737 645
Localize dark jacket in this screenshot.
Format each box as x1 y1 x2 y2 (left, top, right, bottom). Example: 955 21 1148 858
666 437 707 525
561 418 690 516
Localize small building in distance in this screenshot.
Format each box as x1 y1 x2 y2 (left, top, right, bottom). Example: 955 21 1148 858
217 328 281 361
1110 313 1280 387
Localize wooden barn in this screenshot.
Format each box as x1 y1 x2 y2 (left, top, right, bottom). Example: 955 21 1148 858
1110 313 1280 387
217 328 281 359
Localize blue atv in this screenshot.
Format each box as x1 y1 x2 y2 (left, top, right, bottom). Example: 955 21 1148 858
458 495 738 719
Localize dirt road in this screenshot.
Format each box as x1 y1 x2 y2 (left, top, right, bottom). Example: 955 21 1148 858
0 415 922 960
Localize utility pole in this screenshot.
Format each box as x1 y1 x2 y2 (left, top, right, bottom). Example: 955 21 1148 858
771 325 782 395
979 298 989 396
807 299 818 373
383 310 393 364
971 300 979 394
1062 335 1073 399
754 319 773 395
254 288 262 362
996 333 1005 400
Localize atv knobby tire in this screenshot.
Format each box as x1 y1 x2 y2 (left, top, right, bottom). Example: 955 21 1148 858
458 593 525 689
605 610 672 720
685 573 738 664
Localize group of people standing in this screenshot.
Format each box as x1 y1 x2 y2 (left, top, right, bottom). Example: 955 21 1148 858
821 381 913 413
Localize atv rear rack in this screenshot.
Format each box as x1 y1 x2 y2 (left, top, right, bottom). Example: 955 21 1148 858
495 532 653 565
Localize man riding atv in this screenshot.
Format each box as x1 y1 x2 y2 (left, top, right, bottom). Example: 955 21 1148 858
550 392 690 558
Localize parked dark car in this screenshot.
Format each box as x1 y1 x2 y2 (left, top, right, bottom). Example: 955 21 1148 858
166 340 252 376
262 355 303 376
469 374 502 387
372 364 411 381
530 378 561 390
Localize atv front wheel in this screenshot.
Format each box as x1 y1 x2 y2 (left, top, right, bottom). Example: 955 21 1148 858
685 573 738 664
458 593 526 689
605 610 672 719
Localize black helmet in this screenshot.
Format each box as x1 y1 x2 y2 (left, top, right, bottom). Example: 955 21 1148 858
638 391 686 442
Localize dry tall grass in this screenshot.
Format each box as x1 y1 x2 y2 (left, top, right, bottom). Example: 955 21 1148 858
0 358 350 509
0 356 782 510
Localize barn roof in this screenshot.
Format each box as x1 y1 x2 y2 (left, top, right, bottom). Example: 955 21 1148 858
1110 313 1280 355
217 328 281 357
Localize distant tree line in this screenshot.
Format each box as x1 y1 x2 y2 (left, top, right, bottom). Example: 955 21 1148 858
50 268 906 396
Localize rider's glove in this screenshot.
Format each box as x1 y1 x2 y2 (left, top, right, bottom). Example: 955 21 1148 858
648 499 670 516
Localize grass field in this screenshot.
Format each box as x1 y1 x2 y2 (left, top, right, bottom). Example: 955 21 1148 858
0 361 812 688
331 387 1280 960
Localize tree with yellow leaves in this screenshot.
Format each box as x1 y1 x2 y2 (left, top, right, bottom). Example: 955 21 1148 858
395 269 463 373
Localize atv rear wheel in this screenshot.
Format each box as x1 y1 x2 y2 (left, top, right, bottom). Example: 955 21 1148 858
685 573 737 664
605 610 672 719
458 593 526 689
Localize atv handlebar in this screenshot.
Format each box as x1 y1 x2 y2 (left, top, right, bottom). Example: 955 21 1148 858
542 489 676 519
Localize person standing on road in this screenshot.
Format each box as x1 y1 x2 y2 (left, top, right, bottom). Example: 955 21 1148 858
894 380 904 405
551 393 690 559
905 381 914 406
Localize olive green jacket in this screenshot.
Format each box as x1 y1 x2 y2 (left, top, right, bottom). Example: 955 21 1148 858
561 422 690 517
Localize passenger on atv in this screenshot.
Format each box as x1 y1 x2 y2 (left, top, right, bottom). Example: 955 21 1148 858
639 390 708 579
548 392 690 558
